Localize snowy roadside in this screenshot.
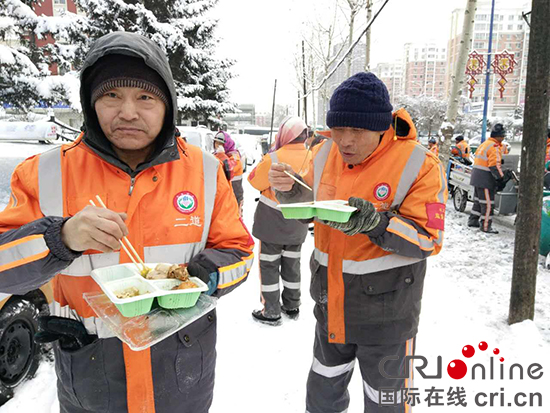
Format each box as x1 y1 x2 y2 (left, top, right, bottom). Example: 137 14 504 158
0 162 548 412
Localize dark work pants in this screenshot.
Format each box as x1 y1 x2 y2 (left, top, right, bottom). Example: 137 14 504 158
259 241 302 318
306 320 415 413
469 187 495 230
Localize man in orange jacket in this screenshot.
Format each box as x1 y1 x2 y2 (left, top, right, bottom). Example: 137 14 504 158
468 123 512 233
248 116 311 325
0 32 253 413
428 137 439 156
270 72 447 413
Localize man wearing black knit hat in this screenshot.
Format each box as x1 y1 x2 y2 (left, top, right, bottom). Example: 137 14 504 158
270 72 448 412
0 32 253 412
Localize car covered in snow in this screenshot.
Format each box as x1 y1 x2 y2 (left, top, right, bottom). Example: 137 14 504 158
0 121 58 144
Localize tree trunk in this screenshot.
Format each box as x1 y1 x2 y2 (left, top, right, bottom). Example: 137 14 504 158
347 13 354 78
365 0 372 72
509 0 550 325
441 0 477 165
302 40 308 124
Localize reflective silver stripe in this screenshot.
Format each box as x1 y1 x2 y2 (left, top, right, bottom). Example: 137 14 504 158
391 145 427 209
201 151 219 246
282 280 300 289
244 254 254 270
231 175 243 182
269 152 278 164
261 283 279 292
436 163 446 204
259 195 279 209
363 379 402 404
63 252 120 277
144 242 204 264
49 301 115 339
38 147 63 217
314 248 423 274
473 165 491 171
0 293 10 301
471 210 481 216
218 262 248 287
313 141 333 201
314 249 328 266
0 236 49 268
311 357 355 378
387 219 435 251
478 199 495 205
476 153 488 161
259 253 281 262
281 250 301 259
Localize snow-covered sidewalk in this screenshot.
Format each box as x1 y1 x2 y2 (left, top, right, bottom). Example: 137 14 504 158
1 171 549 413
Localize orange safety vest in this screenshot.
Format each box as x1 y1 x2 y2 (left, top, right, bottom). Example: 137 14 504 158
301 109 446 344
248 143 312 208
473 137 503 175
1 134 254 412
456 140 470 158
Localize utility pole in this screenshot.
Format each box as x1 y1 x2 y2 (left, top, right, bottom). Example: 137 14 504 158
441 0 477 164
302 40 308 124
480 0 496 143
509 0 550 325
365 0 372 72
269 79 277 149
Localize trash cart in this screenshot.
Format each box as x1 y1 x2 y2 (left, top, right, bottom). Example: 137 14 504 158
540 194 550 256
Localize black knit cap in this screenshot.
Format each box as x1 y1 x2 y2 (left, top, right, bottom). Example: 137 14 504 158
490 123 506 138
87 54 170 108
326 72 393 132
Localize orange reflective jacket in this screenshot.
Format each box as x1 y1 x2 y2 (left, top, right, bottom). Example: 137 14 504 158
0 135 254 412
298 109 447 344
429 144 439 156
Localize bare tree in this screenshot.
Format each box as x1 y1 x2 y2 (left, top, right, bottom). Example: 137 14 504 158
509 0 550 325
441 0 477 164
342 0 368 78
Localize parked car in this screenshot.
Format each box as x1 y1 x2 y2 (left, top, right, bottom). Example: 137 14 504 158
0 121 58 144
177 126 215 152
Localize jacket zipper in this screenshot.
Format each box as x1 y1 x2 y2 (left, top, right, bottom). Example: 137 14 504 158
129 177 136 195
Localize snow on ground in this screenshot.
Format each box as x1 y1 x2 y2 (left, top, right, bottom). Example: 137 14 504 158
0 142 549 412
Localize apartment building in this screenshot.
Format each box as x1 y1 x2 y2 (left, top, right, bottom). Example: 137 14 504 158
372 61 403 105
402 42 448 99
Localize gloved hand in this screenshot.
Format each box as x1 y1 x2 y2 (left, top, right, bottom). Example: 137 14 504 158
35 316 97 351
187 262 218 295
503 169 514 183
325 197 381 236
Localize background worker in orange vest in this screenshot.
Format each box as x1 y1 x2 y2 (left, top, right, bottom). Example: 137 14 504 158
217 131 244 215
451 135 472 165
543 129 550 189
213 131 235 181
248 116 311 325
0 32 254 413
269 72 447 413
468 123 513 233
428 136 439 156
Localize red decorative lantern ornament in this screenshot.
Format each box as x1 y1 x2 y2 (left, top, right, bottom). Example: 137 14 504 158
465 51 486 98
491 50 518 98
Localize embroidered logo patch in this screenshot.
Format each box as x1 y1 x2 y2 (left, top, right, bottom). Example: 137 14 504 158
426 202 446 230
173 191 198 214
373 183 391 201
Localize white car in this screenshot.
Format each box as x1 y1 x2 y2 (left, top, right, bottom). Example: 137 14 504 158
177 126 215 152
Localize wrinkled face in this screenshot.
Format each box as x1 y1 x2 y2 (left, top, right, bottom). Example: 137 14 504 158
331 127 386 165
94 87 166 152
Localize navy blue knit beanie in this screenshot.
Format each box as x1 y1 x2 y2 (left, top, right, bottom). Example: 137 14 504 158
326 72 393 132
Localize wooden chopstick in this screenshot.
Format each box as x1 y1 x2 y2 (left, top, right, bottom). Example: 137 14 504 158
89 197 147 273
284 170 313 191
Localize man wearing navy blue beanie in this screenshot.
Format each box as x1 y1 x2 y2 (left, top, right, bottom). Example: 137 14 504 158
269 72 448 413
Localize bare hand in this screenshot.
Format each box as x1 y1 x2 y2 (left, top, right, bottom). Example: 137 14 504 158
61 206 129 253
269 163 296 192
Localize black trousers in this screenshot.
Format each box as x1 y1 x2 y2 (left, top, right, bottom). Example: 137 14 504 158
469 187 495 230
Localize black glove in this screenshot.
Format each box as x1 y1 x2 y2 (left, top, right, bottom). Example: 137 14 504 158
503 169 514 183
495 178 507 192
35 316 96 351
187 262 218 295
325 197 381 236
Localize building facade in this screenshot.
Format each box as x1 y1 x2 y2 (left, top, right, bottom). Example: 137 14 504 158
372 61 404 104
446 0 530 116
402 42 448 99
